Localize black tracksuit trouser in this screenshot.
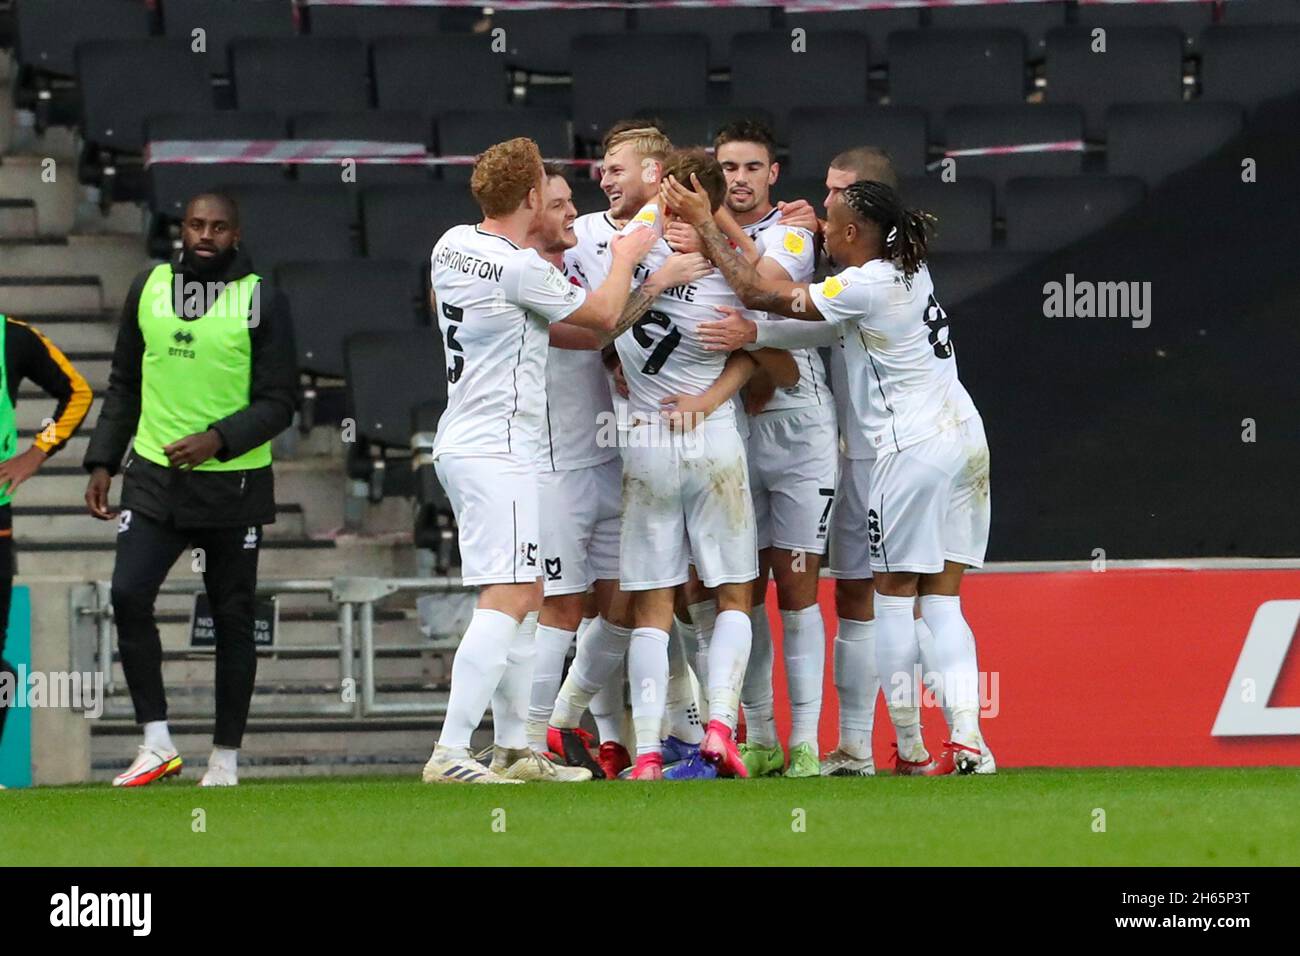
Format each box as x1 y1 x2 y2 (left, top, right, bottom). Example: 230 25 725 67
111 509 262 748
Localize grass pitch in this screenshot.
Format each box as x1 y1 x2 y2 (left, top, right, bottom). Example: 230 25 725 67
2 768 1296 866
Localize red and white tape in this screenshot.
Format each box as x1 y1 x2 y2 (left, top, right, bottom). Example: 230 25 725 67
145 139 599 168
297 0 1227 10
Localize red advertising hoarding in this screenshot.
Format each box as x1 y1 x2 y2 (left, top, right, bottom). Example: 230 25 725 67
763 567 1300 767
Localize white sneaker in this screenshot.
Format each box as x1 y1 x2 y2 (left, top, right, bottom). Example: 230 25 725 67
200 764 239 787
976 746 997 775
489 747 592 783
422 746 522 784
949 730 984 775
820 747 875 777
113 745 183 787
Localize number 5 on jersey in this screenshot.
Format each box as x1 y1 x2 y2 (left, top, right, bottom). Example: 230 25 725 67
442 301 466 382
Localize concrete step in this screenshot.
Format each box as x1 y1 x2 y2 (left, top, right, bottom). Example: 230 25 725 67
0 274 103 312
0 154 81 236
0 197 37 238
17 393 101 431
14 311 118 351
16 533 421 579
0 234 151 305
12 502 307 540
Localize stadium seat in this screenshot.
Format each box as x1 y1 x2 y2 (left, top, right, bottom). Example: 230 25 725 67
361 183 482 272
436 109 572 182
786 106 928 180
928 1 1066 55
306 2 450 40
942 104 1085 211
1199 25 1300 113
927 251 1041 307
568 176 609 216
492 9 630 75
230 37 369 116
886 30 1026 139
1105 102 1244 188
411 397 454 557
1075 0 1214 49
160 0 296 75
1222 0 1300 24
76 39 214 153
372 35 510 119
634 108 776 149
292 111 433 186
221 183 358 275
572 34 709 143
14 0 152 79
632 7 778 70
730 32 870 139
146 111 286 219
784 7 921 66
1044 27 1185 139
1003 175 1145 252
345 328 447 500
280 259 427 383
899 176 995 253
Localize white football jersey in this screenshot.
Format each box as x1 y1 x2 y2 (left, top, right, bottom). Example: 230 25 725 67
744 208 829 413
811 261 977 455
614 204 760 425
829 336 875 460
569 211 654 292
430 224 587 462
541 255 618 472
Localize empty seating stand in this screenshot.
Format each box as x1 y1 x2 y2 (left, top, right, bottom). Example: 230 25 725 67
361 183 483 273
786 106 928 180
1045 27 1185 139
160 0 296 76
900 176 995 253
943 104 1085 211
371 35 511 119
492 8 629 75
927 251 1041 307
1198 25 1300 113
730 31 870 139
887 30 1026 139
571 33 709 144
633 108 776 151
292 111 433 187
1105 102 1244 188
784 7 920 66
436 109 572 182
146 111 286 222
230 36 369 116
928 1 1067 55
221 183 358 275
633 6 778 70
1003 175 1145 252
345 328 447 501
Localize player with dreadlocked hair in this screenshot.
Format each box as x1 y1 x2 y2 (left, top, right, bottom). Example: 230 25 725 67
663 170 993 776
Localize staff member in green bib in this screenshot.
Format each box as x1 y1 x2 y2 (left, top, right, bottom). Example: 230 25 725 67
83 192 296 789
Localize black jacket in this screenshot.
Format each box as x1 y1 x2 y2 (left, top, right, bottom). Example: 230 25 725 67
83 250 298 528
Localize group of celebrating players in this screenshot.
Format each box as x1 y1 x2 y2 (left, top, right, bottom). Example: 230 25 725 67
421 117 996 784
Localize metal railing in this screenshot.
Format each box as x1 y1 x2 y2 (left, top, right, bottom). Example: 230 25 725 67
72 576 476 719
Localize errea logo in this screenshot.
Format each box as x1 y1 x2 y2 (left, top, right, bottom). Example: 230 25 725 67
169 328 196 359
50 886 152 936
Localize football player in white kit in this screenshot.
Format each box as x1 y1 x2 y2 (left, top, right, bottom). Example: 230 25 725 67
421 137 658 784
668 173 992 774
707 120 837 779
523 162 714 780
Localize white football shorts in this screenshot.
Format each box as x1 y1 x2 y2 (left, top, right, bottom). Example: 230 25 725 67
867 415 990 575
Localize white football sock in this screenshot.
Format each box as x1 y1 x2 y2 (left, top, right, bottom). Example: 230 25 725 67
551 617 631 729
209 746 238 772
526 622 574 752
914 616 953 731
687 599 718 689
873 593 924 758
919 595 982 742
706 609 752 731
144 720 174 753
491 611 537 750
783 603 826 749
574 615 598 644
740 604 778 747
663 621 704 744
674 615 707 724
628 627 669 756
590 669 626 745
833 618 877 760
437 608 520 751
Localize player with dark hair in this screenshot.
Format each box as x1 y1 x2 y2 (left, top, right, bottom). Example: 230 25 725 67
667 173 992 775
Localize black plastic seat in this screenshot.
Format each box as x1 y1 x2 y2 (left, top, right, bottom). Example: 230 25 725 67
292 111 432 186
1198 25 1300 113
1003 175 1146 252
943 104 1085 211
160 0 295 75
436 109 572 182
230 37 369 116
361 183 483 272
887 30 1026 139
730 31 870 138
787 106 928 180
1105 102 1244 188
899 176 995 253
572 33 709 143
146 111 286 219
221 183 358 275
372 35 510 119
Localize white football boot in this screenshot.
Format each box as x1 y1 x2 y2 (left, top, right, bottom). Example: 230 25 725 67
819 747 876 777
422 746 522 784
113 745 183 787
488 746 592 783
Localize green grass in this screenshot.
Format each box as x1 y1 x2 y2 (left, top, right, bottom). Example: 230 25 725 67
2 768 1297 866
